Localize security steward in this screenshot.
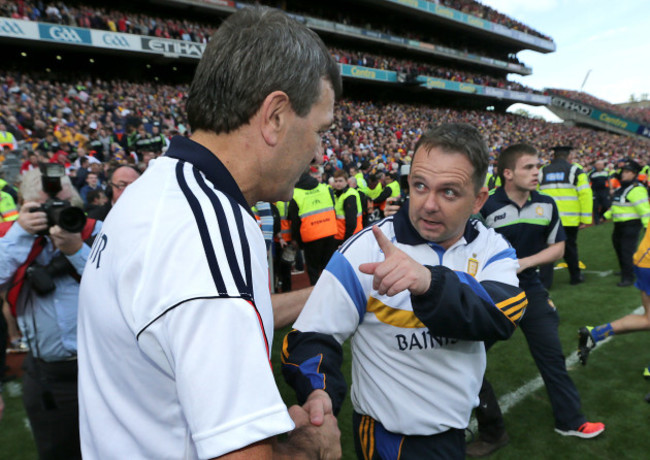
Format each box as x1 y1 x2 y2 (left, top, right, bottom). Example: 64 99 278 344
0 175 19 204
638 163 650 187
604 159 650 287
372 171 401 219
0 190 19 222
538 146 592 286
289 169 337 285
331 169 362 245
273 200 293 292
365 173 383 224
349 164 368 194
589 160 610 224
486 166 502 190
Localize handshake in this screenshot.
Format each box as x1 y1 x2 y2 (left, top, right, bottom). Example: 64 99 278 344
283 389 342 459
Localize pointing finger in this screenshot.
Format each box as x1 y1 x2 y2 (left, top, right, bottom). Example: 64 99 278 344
358 262 380 275
371 225 396 256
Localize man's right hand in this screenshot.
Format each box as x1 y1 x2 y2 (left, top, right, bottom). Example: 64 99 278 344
359 226 431 297
17 202 48 235
287 404 341 459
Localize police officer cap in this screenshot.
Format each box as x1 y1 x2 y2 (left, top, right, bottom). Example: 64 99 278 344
622 159 641 174
551 145 573 154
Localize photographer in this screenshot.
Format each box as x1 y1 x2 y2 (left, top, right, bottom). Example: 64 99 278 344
0 167 101 460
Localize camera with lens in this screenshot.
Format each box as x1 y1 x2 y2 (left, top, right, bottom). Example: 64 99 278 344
30 163 86 235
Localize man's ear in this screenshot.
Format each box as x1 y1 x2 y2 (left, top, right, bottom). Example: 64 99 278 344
260 91 292 147
472 186 489 214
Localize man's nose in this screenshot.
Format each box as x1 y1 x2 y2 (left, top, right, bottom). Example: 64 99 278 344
423 193 440 212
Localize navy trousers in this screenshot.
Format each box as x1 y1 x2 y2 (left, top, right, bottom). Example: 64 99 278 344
353 412 465 460
476 288 586 439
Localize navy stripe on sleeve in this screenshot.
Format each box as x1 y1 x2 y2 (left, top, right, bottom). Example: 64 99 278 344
193 167 251 299
230 197 254 294
175 161 227 295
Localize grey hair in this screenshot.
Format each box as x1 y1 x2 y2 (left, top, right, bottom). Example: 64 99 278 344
413 123 489 193
20 169 84 208
186 6 342 134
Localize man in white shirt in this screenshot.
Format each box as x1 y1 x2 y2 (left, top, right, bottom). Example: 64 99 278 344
78 6 342 459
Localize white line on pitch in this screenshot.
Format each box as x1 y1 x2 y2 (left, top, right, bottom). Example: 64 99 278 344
468 306 644 433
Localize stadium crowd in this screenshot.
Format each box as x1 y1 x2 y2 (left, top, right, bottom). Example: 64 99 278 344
548 88 650 126
1 70 649 179
442 0 553 41
0 0 216 42
0 0 543 94
330 48 539 94
1 0 531 68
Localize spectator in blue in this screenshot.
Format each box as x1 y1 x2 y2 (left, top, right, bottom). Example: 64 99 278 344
79 172 102 206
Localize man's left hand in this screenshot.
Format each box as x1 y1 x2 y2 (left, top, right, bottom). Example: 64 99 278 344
49 226 83 255
359 226 431 296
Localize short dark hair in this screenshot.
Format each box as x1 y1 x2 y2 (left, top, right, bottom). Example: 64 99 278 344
186 6 342 135
86 189 105 204
413 123 489 192
497 144 538 182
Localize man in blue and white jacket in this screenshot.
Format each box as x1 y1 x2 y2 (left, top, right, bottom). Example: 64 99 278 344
282 123 526 459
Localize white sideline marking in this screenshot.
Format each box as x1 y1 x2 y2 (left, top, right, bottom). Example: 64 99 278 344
583 270 614 278
5 381 22 398
468 306 644 433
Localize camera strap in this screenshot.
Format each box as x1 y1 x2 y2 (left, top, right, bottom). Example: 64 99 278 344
0 218 97 315
7 235 46 317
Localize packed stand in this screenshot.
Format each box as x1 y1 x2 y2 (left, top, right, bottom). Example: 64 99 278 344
1 0 528 69
0 0 216 42
0 1 538 94
331 48 539 94
547 89 650 126
2 70 649 184
442 0 553 41
267 3 528 67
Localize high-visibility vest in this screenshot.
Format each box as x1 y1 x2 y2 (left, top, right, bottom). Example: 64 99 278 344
366 183 383 200
538 160 592 226
0 131 16 149
604 181 650 226
487 174 501 190
609 170 621 190
355 172 368 193
334 187 362 240
639 165 650 185
387 180 401 197
293 184 336 243
275 201 292 242
379 181 401 211
0 191 18 222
